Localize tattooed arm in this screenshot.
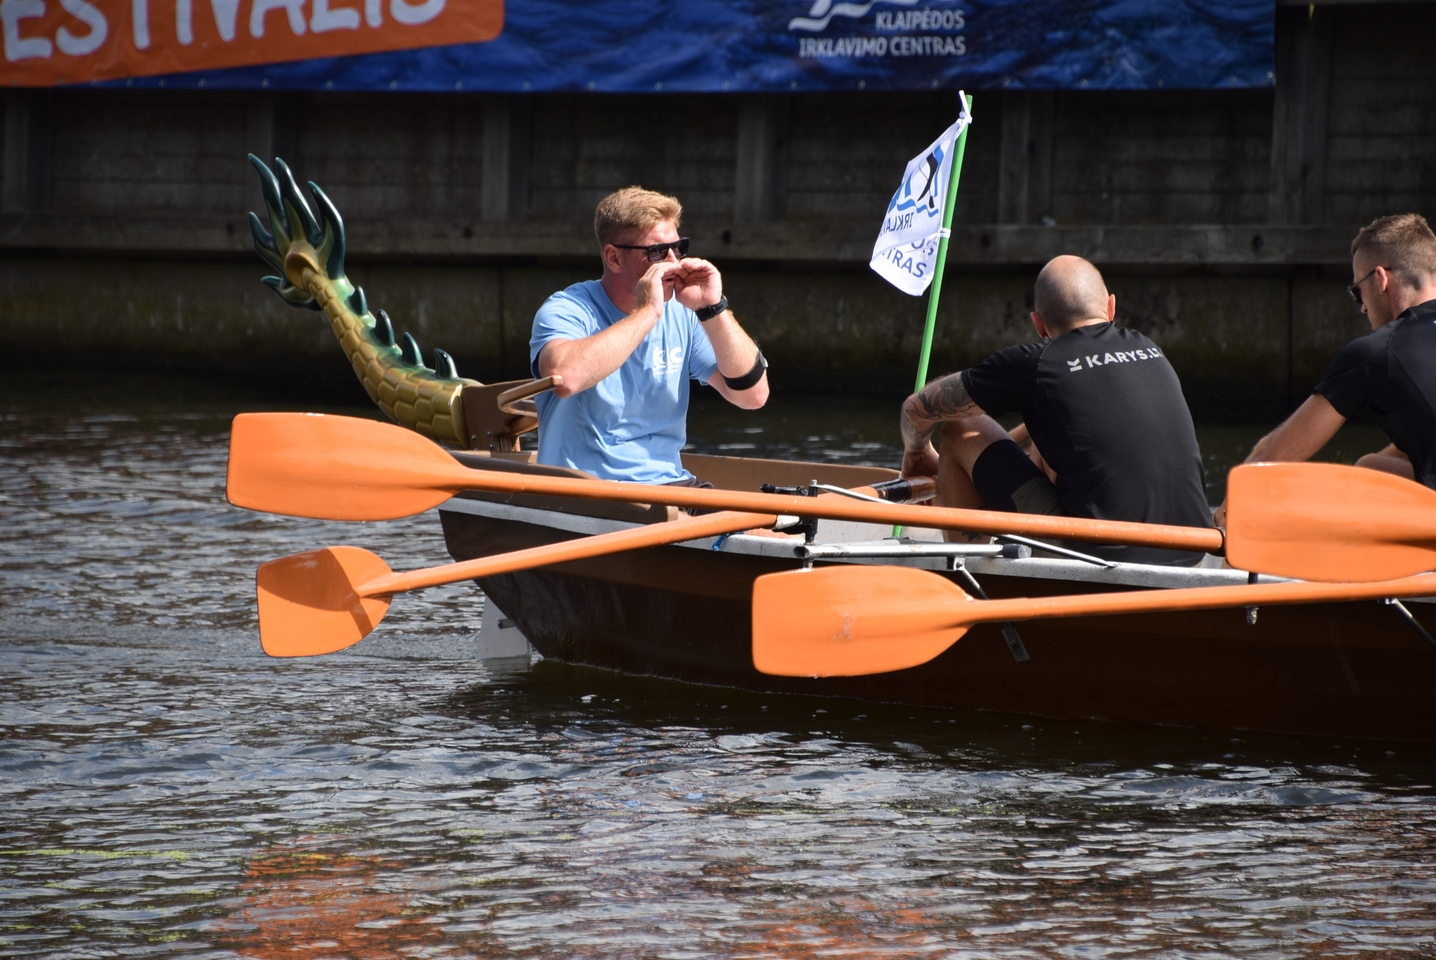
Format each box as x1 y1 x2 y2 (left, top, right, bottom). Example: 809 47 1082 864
901 371 986 449
899 371 987 477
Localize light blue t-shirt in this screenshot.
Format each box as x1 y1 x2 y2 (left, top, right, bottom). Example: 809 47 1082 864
529 280 720 482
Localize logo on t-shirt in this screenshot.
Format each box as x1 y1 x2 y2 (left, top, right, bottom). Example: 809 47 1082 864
1070 347 1162 371
651 347 684 376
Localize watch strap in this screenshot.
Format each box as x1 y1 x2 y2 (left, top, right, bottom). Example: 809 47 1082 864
695 296 729 322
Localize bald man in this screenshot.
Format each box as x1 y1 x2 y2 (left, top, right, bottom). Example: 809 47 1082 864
900 255 1213 566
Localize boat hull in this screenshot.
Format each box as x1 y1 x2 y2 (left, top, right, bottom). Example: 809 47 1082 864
441 504 1436 742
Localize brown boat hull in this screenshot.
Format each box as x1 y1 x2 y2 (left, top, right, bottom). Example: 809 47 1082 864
441 508 1436 742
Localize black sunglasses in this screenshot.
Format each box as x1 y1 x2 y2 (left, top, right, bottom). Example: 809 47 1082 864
612 237 690 262
1347 266 1378 305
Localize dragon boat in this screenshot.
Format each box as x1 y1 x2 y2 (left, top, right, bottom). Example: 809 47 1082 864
242 157 1436 743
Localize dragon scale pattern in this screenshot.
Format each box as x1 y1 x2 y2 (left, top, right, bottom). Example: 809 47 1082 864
249 155 479 447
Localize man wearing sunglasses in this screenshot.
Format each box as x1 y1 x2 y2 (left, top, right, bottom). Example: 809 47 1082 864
1215 213 1436 524
529 186 768 483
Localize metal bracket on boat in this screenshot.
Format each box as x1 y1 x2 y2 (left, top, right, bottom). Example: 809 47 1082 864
994 533 1116 568
1383 598 1436 654
810 482 888 505
805 480 936 506
802 479 1113 568
773 514 819 544
761 482 816 497
793 541 1030 562
1245 570 1260 625
949 559 1031 664
762 482 820 544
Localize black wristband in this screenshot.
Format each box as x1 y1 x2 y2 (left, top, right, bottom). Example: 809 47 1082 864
695 296 729 322
723 349 768 391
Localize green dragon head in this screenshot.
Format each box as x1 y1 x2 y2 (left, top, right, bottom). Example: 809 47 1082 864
248 155 474 441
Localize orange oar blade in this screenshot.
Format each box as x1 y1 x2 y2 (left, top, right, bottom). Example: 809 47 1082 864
1227 462 1436 582
752 565 972 677
227 413 469 521
257 546 394 657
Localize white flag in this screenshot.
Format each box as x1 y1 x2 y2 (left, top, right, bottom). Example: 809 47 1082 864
870 96 972 296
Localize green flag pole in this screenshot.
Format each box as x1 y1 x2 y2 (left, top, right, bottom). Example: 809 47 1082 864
912 92 972 394
896 93 972 538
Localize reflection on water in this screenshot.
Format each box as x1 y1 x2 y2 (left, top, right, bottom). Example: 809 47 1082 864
2 372 1434 957
230 846 432 958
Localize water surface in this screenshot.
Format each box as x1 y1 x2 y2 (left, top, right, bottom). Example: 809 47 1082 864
2 373 1432 958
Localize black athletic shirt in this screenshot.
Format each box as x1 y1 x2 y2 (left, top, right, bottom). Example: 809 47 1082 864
1313 298 1436 489
961 322 1213 564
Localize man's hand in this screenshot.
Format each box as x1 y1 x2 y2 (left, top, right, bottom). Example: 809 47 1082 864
635 261 680 316
902 442 940 479
542 263 676 397
669 258 723 311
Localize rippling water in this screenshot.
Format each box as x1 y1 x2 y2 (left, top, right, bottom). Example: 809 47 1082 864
3 373 1434 958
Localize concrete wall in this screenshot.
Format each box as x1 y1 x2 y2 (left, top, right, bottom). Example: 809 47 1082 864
2 1 1433 420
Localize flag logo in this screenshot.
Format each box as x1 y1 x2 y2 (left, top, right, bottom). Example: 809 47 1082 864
870 97 970 296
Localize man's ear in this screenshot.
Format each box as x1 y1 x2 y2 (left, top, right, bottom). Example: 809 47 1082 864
1106 294 1116 323
601 244 621 275
1030 311 1050 340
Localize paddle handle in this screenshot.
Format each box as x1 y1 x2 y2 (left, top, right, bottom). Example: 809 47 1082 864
358 511 776 597
966 574 1436 627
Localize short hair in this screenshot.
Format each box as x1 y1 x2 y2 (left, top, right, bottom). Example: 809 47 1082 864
1033 255 1109 333
1351 214 1436 290
593 187 682 248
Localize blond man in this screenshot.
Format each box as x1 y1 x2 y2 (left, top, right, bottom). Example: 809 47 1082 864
530 187 768 482
1215 214 1436 524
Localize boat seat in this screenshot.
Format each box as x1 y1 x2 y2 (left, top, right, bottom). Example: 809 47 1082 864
683 453 898 492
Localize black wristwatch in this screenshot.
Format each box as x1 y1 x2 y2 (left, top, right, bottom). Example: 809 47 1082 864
695 296 729 322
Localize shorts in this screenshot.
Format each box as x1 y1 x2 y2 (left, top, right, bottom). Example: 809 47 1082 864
665 476 717 515
971 439 1064 515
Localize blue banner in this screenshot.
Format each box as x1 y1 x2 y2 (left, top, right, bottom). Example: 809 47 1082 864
125 0 1273 92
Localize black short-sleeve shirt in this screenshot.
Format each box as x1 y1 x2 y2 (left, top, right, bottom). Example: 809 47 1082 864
1313 299 1436 488
961 322 1213 563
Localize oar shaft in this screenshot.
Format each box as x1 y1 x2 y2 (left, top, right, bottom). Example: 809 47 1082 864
358 511 775 597
229 413 1222 552
968 574 1436 626
446 470 1224 553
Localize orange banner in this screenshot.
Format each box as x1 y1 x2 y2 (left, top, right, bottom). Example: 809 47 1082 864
1 0 502 85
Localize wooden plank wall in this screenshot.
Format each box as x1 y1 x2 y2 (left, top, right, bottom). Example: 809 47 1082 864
1048 90 1273 225
1323 5 1436 225
527 95 739 224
